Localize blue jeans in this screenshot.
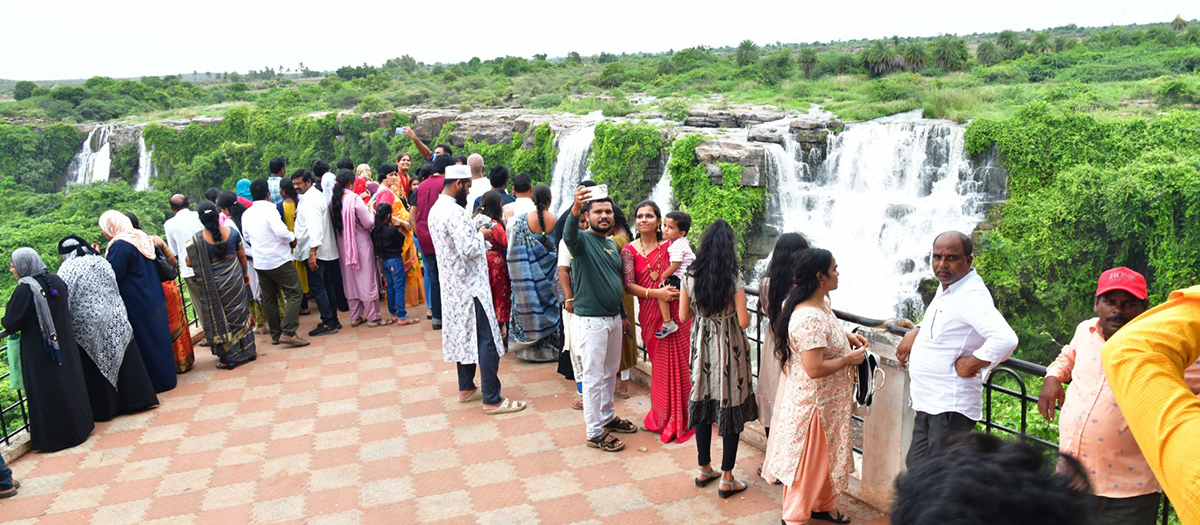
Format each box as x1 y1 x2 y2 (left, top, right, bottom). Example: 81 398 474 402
381 256 407 319
457 299 502 405
425 252 442 321
307 259 338 326
0 452 13 490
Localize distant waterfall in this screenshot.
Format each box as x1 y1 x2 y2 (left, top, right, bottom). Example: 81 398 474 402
66 125 113 185
760 112 1002 319
648 152 674 213
135 134 155 191
549 123 597 213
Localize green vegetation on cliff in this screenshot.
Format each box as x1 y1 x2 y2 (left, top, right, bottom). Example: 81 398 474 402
141 106 556 198
667 135 766 254
587 122 670 212
967 104 1200 363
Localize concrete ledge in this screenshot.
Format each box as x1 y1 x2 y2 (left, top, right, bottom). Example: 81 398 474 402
0 430 31 465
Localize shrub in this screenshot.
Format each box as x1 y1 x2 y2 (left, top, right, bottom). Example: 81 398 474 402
658 98 691 121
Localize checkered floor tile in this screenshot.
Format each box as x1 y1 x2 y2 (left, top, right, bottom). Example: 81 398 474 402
3 301 886 524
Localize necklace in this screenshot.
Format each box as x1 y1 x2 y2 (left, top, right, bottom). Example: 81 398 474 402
642 238 662 282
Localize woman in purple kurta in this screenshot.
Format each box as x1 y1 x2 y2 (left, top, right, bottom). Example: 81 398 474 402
330 170 382 326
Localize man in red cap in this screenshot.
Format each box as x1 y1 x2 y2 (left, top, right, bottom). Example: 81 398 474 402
1038 267 1200 525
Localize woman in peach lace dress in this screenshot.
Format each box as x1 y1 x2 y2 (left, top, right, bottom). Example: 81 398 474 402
762 248 866 525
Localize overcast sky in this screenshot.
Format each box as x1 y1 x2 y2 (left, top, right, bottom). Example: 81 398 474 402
0 0 1192 81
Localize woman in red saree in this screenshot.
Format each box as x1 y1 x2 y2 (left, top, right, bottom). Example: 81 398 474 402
621 200 693 444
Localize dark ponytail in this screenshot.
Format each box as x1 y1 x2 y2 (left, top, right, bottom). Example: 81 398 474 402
532 184 551 233
197 200 228 258
329 169 355 234
771 248 833 369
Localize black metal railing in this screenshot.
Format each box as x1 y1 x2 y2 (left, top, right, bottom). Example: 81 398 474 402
1 337 31 446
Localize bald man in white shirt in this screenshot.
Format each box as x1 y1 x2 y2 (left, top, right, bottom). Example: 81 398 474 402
897 231 1018 469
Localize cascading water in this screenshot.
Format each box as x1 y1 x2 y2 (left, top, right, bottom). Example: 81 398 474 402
135 133 155 191
648 152 674 213
549 112 603 213
66 125 113 185
760 111 1001 320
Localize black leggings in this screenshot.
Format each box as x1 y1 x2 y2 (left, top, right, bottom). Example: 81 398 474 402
695 424 740 472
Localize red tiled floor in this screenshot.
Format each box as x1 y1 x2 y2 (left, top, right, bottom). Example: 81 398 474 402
3 299 886 523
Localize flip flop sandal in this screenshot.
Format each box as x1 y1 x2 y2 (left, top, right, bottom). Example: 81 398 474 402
603 417 638 434
484 398 527 415
811 510 852 524
396 317 421 326
350 317 366 327
571 398 584 410
695 469 720 487
366 319 385 327
615 387 632 399
718 478 748 499
585 432 625 452
458 390 482 403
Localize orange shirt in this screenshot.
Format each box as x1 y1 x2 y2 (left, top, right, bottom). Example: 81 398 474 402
1047 318 1200 498
1103 286 1200 524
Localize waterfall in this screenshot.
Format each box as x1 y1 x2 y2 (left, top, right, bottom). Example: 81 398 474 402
761 112 1000 319
66 125 113 185
135 133 155 191
648 152 674 213
549 112 603 213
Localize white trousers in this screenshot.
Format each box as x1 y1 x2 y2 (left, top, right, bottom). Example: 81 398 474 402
574 314 623 438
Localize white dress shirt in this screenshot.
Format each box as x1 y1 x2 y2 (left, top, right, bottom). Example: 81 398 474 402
467 177 491 211
163 209 204 279
504 197 537 233
908 268 1019 421
295 186 339 262
240 200 296 271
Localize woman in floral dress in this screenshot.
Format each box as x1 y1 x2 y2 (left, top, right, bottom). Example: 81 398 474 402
763 248 866 525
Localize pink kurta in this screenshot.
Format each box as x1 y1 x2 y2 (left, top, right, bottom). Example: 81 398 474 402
337 191 380 321
622 240 694 444
764 305 854 492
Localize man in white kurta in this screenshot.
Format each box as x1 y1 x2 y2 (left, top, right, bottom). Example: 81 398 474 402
428 165 527 414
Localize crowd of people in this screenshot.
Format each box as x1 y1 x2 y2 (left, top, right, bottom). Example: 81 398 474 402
3 134 1198 525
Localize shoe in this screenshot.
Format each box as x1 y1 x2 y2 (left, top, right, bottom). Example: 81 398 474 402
718 477 748 499
308 323 338 337
426 312 432 319
278 334 310 347
331 321 344 330
299 309 311 315
432 319 442 330
653 322 678 339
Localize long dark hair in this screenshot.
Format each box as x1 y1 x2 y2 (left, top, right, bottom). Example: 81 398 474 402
532 183 552 232
328 169 355 233
764 233 811 320
612 203 631 239
687 219 739 317
196 200 229 258
771 248 834 369
633 200 663 240
479 190 505 223
216 191 247 232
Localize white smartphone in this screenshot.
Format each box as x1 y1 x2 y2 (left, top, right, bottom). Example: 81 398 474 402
586 184 609 201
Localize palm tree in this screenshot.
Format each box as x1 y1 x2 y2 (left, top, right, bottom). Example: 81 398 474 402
798 47 820 79
861 40 902 76
1030 32 1051 54
1172 15 1188 32
735 40 759 67
975 41 1002 66
901 43 927 72
996 30 1018 50
932 36 968 71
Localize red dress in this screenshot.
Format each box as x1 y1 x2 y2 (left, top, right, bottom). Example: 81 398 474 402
622 240 694 444
486 219 512 324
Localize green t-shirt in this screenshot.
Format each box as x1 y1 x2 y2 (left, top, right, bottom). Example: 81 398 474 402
563 211 625 318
